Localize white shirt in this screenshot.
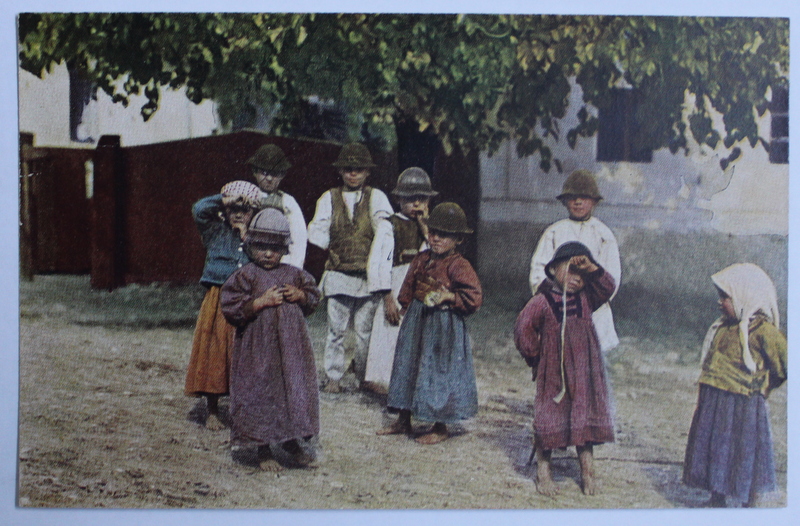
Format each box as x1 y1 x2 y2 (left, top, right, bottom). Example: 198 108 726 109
529 216 621 351
307 187 394 296
260 190 307 269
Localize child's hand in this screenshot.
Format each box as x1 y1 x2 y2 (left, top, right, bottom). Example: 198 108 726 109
569 255 598 274
254 286 284 310
280 284 306 304
425 289 456 307
384 293 401 325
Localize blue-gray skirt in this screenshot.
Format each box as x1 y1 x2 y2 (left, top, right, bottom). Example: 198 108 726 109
683 384 776 503
386 300 478 423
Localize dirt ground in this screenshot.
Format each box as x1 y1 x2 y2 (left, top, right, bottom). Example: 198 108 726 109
17 275 787 510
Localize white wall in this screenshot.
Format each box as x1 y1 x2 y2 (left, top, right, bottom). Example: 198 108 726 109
18 62 219 148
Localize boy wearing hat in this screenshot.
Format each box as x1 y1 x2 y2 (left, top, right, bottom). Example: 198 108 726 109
515 242 616 496
221 208 321 471
247 143 307 269
364 167 438 394
307 143 394 393
528 169 621 352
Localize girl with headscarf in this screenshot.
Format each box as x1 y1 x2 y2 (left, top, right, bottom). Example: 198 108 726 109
683 263 787 507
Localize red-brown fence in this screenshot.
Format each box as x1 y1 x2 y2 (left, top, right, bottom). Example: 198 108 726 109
20 130 479 289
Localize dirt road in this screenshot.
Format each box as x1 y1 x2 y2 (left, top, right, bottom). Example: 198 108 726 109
17 276 786 509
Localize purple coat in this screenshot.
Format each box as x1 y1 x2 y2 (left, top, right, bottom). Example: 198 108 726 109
514 267 616 450
221 263 321 446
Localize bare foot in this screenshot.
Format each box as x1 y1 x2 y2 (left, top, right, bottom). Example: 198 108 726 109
577 445 596 496
376 418 412 435
322 380 342 394
360 381 388 395
292 451 317 468
258 459 284 472
581 472 597 496
205 413 224 431
415 423 448 445
535 448 559 497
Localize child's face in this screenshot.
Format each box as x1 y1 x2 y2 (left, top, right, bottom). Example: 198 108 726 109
398 196 430 218
248 243 287 269
553 260 585 293
226 206 254 230
252 168 285 193
428 229 461 256
718 292 737 321
339 167 370 190
562 195 598 221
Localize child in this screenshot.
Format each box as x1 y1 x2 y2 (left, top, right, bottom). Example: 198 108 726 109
184 180 262 430
514 242 616 496
683 263 787 507
363 167 438 395
307 142 394 393
246 143 307 268
221 208 321 471
377 202 482 445
528 170 621 352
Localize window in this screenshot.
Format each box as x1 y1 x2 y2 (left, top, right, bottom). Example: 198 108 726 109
769 86 788 164
596 88 652 163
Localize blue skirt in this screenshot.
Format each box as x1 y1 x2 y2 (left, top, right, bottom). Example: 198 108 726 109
386 300 478 424
683 384 776 503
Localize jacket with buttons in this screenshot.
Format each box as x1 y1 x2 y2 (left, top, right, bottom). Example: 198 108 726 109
193 194 250 287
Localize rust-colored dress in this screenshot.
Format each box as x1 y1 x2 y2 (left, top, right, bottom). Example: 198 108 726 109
221 263 321 446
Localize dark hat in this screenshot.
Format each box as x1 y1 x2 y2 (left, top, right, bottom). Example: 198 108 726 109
391 167 439 197
331 143 376 168
557 169 602 201
427 202 473 234
245 208 291 246
544 242 596 279
247 144 291 173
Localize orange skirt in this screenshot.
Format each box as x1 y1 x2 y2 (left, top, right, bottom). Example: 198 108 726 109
184 286 234 396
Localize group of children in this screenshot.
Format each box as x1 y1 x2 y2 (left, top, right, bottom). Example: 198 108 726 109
183 142 787 506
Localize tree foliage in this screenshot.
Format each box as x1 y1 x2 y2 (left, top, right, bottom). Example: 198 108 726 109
19 13 788 167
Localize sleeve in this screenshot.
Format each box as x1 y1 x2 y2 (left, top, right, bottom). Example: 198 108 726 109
296 269 322 316
595 223 622 299
306 191 332 250
447 258 483 315
192 194 224 235
282 194 308 269
220 268 257 327
397 254 422 308
366 190 394 293
529 226 557 295
754 322 788 395
583 266 616 311
514 296 547 370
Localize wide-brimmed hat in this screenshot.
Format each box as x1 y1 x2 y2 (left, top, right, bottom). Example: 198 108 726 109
391 167 439 197
245 208 291 246
220 180 262 209
557 169 602 201
247 144 291 173
331 143 376 168
544 241 597 279
427 202 473 234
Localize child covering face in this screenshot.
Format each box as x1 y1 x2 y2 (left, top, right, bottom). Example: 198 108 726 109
514 242 616 496
221 209 322 471
683 263 787 507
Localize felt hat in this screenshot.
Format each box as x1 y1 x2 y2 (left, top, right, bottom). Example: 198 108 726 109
391 167 439 197
544 242 597 279
247 144 291 173
245 208 291 246
427 202 473 234
331 143 376 168
557 169 602 201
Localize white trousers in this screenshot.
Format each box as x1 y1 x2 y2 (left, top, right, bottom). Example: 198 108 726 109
324 294 380 381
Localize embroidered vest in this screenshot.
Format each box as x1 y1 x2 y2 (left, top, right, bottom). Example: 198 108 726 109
326 187 374 272
390 215 424 266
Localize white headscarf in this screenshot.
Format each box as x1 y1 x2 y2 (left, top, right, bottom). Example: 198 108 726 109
701 263 780 372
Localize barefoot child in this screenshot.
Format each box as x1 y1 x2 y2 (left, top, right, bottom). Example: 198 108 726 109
221 208 322 471
683 263 786 507
185 181 262 430
363 167 438 394
377 203 482 445
514 242 616 496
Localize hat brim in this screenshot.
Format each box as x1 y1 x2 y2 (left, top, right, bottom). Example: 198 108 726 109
245 232 290 246
391 189 439 197
428 226 474 235
556 193 603 201
331 161 377 168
